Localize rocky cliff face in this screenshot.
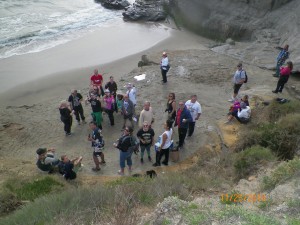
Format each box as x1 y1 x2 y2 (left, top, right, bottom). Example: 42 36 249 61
168 0 300 68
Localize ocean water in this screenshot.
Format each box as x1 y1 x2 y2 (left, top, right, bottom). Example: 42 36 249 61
0 0 126 59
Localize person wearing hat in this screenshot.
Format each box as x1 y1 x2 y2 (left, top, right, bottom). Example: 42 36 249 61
36 148 60 173
228 63 246 103
225 101 251 124
103 89 115 126
160 52 170 83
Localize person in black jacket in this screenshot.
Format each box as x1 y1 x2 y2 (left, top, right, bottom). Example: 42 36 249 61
105 76 118 98
68 89 86 125
114 126 134 175
58 155 83 180
59 101 73 136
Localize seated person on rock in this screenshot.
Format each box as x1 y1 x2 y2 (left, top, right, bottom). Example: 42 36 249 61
58 155 83 180
36 148 60 173
226 102 251 124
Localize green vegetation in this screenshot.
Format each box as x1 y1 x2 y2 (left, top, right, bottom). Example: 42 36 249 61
0 176 63 217
239 113 300 160
267 100 300 122
216 205 281 225
261 157 300 191
234 146 277 178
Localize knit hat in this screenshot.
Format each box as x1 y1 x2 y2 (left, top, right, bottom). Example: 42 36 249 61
36 148 47 155
240 102 247 109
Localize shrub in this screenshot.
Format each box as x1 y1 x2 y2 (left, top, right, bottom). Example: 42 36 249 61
234 146 276 178
238 114 300 159
268 100 300 122
261 157 300 191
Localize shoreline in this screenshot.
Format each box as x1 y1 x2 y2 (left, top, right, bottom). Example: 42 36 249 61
0 23 211 107
0 20 170 99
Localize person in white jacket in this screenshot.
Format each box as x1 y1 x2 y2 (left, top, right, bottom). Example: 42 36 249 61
237 102 251 123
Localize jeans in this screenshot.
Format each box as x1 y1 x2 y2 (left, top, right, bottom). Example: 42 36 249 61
161 69 167 83
74 105 85 122
188 122 196 137
178 127 188 147
119 151 133 168
140 145 151 158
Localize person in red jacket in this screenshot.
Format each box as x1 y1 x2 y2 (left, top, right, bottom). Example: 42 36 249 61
90 69 104 96
272 61 293 93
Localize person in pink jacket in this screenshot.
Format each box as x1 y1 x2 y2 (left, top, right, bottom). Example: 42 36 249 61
272 61 293 93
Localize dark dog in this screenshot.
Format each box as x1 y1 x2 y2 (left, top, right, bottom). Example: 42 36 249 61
132 170 157 179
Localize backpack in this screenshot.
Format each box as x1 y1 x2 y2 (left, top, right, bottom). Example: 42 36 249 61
240 70 248 83
122 136 140 154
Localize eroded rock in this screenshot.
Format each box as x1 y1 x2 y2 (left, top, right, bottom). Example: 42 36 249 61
122 0 167 21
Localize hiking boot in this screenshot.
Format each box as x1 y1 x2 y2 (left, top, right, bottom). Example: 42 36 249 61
140 158 144 164
148 156 152 162
152 163 160 167
162 162 168 166
272 90 278 93
92 167 100 172
100 161 106 165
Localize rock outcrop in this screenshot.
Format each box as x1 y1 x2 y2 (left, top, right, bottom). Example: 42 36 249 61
122 0 167 21
95 0 130 10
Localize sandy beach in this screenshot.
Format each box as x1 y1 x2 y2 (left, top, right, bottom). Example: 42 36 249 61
0 19 287 185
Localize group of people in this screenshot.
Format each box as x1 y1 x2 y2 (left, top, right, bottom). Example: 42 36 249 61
226 44 294 124
37 46 294 177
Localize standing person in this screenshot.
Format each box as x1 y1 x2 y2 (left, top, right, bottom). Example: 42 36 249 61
103 89 115 126
137 121 155 163
90 69 104 96
126 83 137 106
160 52 169 83
272 61 293 93
274 45 289 77
105 76 118 99
153 121 173 167
59 100 73 136
68 89 86 125
121 95 135 130
174 101 192 149
185 95 202 137
165 93 176 124
88 121 105 172
114 126 134 175
87 93 103 129
138 101 154 128
228 63 246 102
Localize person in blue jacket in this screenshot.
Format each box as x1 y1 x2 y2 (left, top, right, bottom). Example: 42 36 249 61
174 101 192 149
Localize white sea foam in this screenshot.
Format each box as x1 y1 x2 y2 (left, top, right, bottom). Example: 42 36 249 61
0 0 122 59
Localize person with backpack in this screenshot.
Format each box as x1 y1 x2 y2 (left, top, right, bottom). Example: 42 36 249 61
228 62 247 103
114 126 135 175
88 121 105 172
